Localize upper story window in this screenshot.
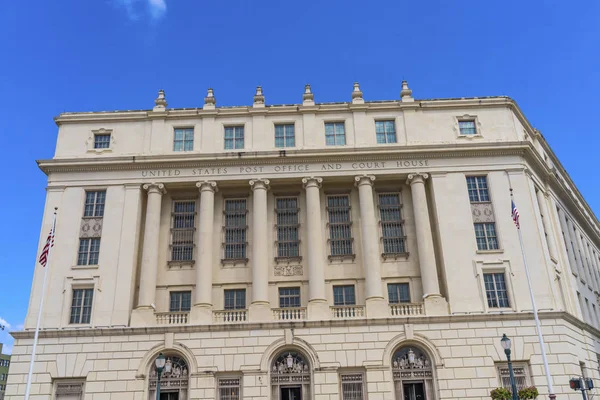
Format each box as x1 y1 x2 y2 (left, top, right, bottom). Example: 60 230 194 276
327 195 353 257
94 133 111 149
173 128 194 151
225 126 244 150
333 285 356 306
77 238 100 265
84 190 106 217
171 200 196 261
375 120 397 144
276 197 300 259
459 119 477 135
325 122 346 146
474 223 499 251
70 288 93 324
484 272 509 308
279 287 301 308
223 199 247 261
378 193 406 255
169 291 191 312
224 289 246 310
466 176 490 202
388 283 410 303
275 124 295 148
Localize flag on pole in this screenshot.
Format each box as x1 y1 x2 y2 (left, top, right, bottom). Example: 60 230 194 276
38 228 55 267
511 200 520 229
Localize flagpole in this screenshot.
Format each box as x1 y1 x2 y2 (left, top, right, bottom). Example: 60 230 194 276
25 207 57 400
511 190 556 399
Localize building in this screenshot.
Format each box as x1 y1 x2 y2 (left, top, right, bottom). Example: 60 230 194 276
0 343 11 400
6 82 600 400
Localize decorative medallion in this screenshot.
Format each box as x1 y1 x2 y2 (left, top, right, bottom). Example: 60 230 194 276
80 218 103 238
274 265 303 276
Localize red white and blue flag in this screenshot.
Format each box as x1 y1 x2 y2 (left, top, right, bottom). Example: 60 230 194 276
511 200 520 229
38 228 55 267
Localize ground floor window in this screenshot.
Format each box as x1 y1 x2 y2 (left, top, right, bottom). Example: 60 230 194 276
340 373 365 400
148 355 189 400
54 380 85 399
393 347 436 400
496 362 531 392
218 377 241 400
270 351 311 400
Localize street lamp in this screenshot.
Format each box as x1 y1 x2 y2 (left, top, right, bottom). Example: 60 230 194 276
155 353 166 400
501 334 519 400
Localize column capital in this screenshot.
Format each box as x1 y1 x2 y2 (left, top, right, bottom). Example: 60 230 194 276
406 173 429 186
249 178 270 190
196 181 218 193
302 176 323 189
142 183 166 194
354 174 376 187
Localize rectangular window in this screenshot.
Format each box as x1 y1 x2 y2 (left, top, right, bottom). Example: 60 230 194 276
84 190 106 217
325 122 346 146
378 193 405 254
484 273 509 308
223 199 247 260
327 195 353 256
276 197 300 258
279 287 301 308
94 134 111 149
224 126 244 150
171 200 196 261
169 291 191 312
218 378 241 400
388 283 410 303
77 238 101 265
340 374 365 400
474 223 499 250
466 176 490 202
70 288 93 324
224 289 246 310
497 363 530 392
275 124 295 148
173 128 194 151
333 285 356 306
375 120 397 144
459 120 477 135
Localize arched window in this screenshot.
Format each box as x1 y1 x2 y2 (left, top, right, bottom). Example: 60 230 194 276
148 355 189 400
271 351 311 400
392 347 436 400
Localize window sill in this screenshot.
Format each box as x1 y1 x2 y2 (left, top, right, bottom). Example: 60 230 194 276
72 265 99 270
457 134 483 140
328 254 356 262
221 258 249 266
86 148 112 154
382 252 409 260
476 249 504 254
275 256 302 264
167 260 195 269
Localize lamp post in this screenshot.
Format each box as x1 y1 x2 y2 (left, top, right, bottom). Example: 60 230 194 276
501 334 519 400
155 353 166 400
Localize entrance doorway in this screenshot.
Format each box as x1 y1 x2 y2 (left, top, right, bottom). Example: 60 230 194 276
403 382 425 400
160 393 179 400
280 386 302 400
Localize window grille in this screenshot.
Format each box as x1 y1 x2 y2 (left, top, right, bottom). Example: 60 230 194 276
325 122 346 146
55 381 85 399
84 190 106 217
171 200 196 261
223 199 247 260
378 193 406 254
218 378 241 400
340 374 364 400
474 222 499 250
70 288 93 324
388 283 410 303
459 120 477 135
279 287 301 308
375 120 397 144
224 289 246 310
276 197 300 258
94 134 111 149
169 291 191 312
484 273 509 308
497 363 530 392
173 128 194 151
275 124 295 148
466 176 490 202
224 126 244 150
77 238 100 265
333 285 356 306
327 195 353 256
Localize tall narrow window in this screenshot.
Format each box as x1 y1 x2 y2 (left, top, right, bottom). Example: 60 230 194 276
224 289 246 310
171 200 196 261
224 126 244 150
94 133 111 149
333 285 356 306
459 119 477 135
387 283 410 303
378 193 405 254
173 128 194 151
275 124 295 148
474 223 499 250
466 176 489 202
276 197 300 258
218 378 241 400
223 199 247 260
327 195 353 257
169 291 191 312
325 122 346 146
77 238 101 265
375 120 397 144
70 288 93 324
340 374 365 400
279 287 301 308
84 190 106 217
484 273 509 308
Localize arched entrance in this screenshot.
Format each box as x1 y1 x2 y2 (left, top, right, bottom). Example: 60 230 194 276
270 351 311 400
392 347 436 400
148 355 189 400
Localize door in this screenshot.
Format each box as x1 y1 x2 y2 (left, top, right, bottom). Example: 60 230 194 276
403 382 425 400
280 386 302 400
160 392 179 400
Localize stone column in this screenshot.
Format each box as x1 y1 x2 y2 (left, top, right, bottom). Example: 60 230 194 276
536 189 558 261
406 173 448 315
302 177 328 320
191 181 218 324
355 175 387 318
248 178 272 321
131 183 165 326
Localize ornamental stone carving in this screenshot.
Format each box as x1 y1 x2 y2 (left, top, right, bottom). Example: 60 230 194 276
471 203 495 223
80 218 103 238
302 177 323 189
274 265 303 276
143 183 166 194
249 178 270 190
354 174 376 187
196 181 218 192
406 173 429 185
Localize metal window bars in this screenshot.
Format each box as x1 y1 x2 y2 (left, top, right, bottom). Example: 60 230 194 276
223 199 248 261
171 200 196 261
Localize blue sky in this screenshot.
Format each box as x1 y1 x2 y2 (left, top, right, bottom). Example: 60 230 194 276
0 0 599 352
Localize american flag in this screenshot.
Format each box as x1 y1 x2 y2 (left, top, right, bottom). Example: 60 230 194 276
511 200 520 229
38 228 55 267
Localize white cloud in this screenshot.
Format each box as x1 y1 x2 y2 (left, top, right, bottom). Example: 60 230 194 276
0 317 13 355
148 0 167 20
113 0 167 21
0 317 10 330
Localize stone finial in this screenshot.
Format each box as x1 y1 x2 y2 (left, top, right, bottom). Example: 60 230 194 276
351 82 364 104
204 88 216 110
253 86 265 108
153 89 167 111
302 84 314 105
400 80 414 102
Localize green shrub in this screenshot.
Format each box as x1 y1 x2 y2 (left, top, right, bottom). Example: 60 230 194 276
518 386 539 399
490 387 512 400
